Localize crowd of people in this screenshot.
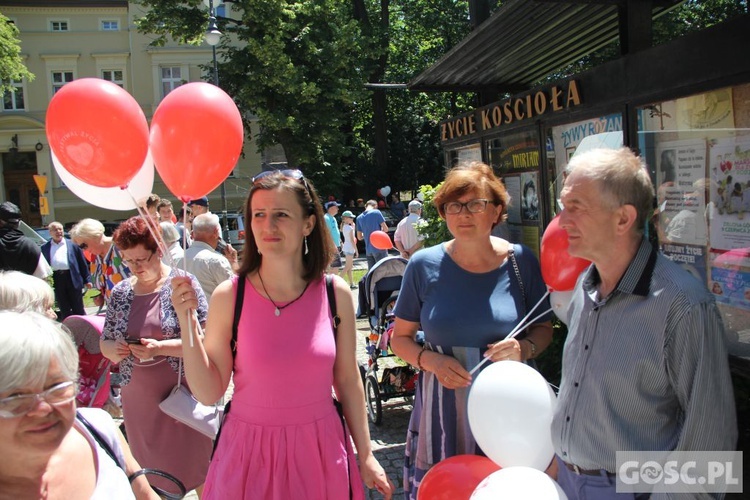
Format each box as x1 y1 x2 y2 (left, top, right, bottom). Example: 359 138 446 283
0 149 739 499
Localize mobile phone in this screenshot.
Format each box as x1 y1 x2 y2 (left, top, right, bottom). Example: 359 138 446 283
125 338 142 345
216 239 227 253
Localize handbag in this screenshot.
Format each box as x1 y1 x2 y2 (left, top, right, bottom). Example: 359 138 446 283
159 358 223 439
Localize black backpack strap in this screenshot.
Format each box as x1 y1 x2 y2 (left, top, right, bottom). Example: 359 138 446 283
324 274 352 500
231 273 246 360
325 274 341 338
213 274 246 459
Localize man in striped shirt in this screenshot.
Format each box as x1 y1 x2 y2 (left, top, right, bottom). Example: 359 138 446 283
551 148 737 499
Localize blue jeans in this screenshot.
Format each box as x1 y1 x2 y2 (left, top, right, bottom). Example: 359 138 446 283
366 250 388 270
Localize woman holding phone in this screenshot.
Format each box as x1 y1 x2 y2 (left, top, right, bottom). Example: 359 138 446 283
100 216 212 497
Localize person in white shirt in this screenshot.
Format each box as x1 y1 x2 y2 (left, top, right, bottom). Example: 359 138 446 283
184 213 237 299
393 200 425 260
41 221 91 319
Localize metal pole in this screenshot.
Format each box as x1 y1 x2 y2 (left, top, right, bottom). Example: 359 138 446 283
208 0 228 235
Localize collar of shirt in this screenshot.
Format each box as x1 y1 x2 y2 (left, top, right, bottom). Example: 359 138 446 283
582 237 658 299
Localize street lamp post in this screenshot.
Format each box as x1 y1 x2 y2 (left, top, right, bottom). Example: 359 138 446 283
205 0 229 235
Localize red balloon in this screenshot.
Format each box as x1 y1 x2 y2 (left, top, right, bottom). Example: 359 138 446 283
46 78 149 188
417 455 500 500
370 230 393 250
541 214 591 291
150 82 243 202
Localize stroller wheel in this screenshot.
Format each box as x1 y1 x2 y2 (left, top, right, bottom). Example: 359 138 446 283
365 375 382 426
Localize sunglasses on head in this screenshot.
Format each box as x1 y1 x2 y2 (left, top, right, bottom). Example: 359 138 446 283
252 169 312 197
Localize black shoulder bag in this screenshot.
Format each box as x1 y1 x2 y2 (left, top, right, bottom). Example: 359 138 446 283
211 272 246 457
508 245 538 370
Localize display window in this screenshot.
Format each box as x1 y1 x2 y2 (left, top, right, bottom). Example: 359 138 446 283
485 129 542 255
638 84 750 357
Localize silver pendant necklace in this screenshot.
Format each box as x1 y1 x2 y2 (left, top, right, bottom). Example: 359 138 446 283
257 271 310 316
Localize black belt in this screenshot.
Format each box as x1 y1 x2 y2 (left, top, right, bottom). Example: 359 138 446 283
563 461 614 476
53 269 70 274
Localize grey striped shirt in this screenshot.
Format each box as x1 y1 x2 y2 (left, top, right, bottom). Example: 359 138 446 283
552 238 737 473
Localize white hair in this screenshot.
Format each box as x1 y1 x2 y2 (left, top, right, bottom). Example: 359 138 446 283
0 311 79 393
192 213 220 236
70 218 105 241
0 271 55 314
160 221 181 245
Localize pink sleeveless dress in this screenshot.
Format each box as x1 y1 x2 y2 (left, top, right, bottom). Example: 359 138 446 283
203 276 365 500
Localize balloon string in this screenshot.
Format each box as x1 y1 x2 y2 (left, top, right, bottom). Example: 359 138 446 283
468 290 551 376
126 189 198 347
179 202 199 348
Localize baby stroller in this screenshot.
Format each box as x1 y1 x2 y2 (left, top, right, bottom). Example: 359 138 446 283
360 255 419 425
63 315 115 412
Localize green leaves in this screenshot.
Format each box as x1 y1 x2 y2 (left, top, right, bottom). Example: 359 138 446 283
0 12 34 92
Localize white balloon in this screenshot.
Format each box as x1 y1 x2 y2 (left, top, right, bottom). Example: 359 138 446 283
381 185 391 197
416 192 425 202
549 290 574 325
53 149 155 211
471 467 568 499
467 361 556 470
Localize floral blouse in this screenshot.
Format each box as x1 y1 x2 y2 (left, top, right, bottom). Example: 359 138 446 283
101 269 208 386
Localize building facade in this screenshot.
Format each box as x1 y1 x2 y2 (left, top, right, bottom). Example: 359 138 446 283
0 0 262 228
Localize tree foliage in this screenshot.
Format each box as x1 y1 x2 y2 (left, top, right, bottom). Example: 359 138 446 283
0 13 34 93
132 0 475 198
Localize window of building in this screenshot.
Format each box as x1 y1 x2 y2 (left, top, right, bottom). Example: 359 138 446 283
52 71 74 93
161 66 183 97
636 84 750 358
102 69 124 87
2 80 25 111
50 21 69 32
101 20 119 31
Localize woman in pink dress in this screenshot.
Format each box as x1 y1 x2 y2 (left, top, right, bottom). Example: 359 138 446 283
172 170 394 499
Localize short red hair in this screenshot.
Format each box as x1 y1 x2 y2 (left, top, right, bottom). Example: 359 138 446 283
112 216 158 252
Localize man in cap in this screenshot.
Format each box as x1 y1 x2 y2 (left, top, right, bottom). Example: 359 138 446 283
41 221 91 319
0 201 51 278
188 196 210 220
394 200 424 260
356 199 388 269
324 200 343 275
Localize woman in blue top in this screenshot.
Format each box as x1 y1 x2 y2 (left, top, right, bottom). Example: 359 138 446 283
390 162 554 499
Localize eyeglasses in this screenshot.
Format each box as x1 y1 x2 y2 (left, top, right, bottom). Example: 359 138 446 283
78 243 88 250
122 251 156 268
0 381 77 418
252 169 312 197
443 199 491 215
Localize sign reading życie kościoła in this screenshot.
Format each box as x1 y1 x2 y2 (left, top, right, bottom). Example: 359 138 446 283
440 80 582 143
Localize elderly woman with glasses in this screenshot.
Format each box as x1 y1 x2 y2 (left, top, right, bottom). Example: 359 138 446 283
0 311 160 499
390 162 554 499
100 216 212 497
170 170 394 499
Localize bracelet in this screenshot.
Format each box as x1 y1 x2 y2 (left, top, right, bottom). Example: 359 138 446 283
524 338 537 360
416 345 428 371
